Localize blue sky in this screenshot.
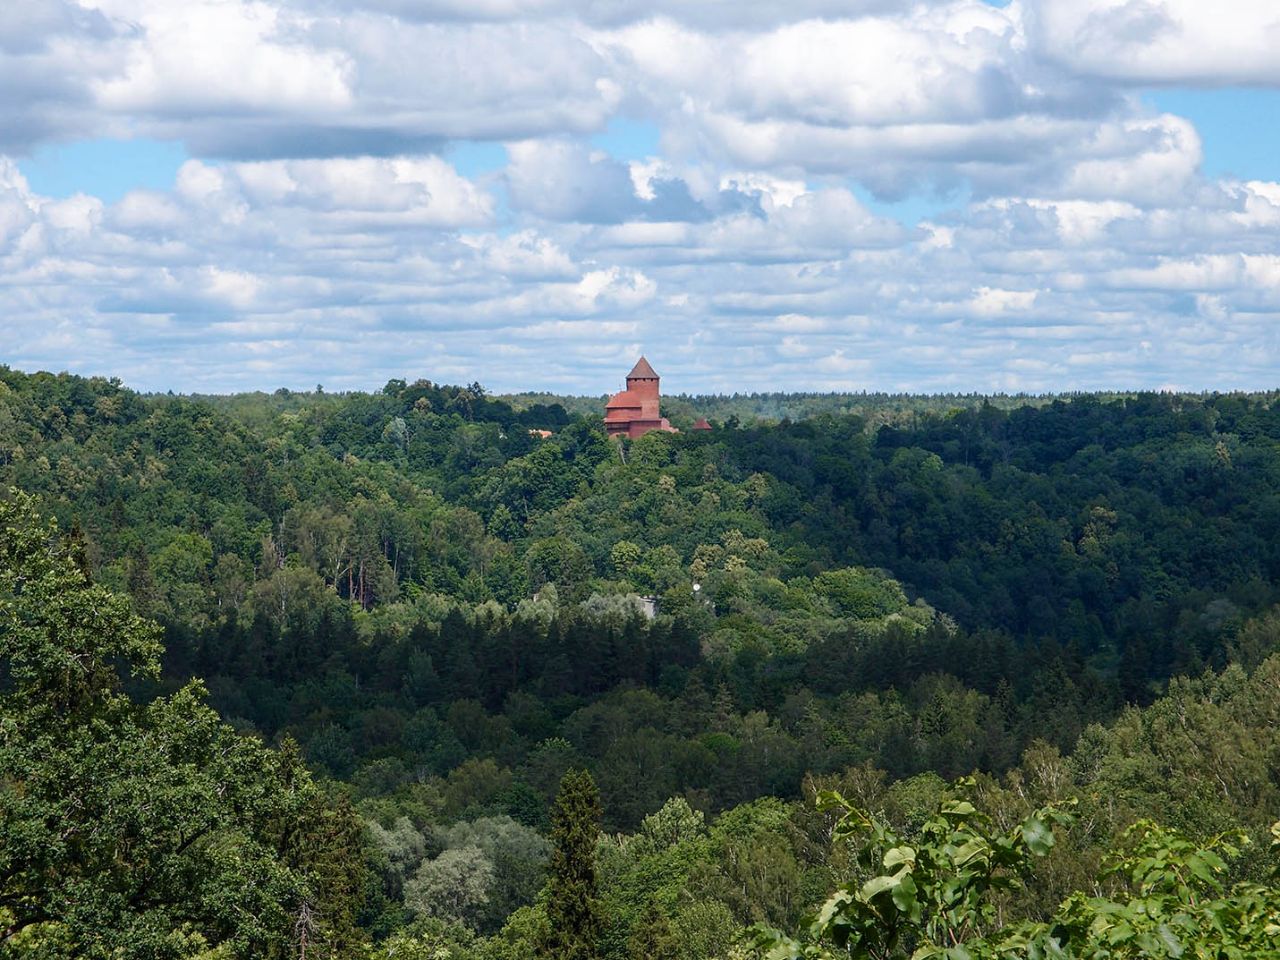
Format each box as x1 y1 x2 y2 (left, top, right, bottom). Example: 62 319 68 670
1148 89 1280 181
3 0 1280 395
22 139 189 203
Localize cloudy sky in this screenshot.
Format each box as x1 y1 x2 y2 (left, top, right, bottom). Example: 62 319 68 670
3 0 1279 394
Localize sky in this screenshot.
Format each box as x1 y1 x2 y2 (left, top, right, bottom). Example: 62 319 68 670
2 0 1280 396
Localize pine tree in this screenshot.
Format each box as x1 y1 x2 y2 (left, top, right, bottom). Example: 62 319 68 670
537 769 602 960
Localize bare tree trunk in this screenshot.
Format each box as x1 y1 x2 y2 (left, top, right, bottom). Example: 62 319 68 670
294 898 318 959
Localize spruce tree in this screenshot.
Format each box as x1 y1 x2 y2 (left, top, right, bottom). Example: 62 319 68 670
538 769 602 960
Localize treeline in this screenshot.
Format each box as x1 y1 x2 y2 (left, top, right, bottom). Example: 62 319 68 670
361 648 1280 959
504 388 1084 428
6 365 1280 799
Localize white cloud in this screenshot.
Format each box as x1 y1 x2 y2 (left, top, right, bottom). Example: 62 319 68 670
506 139 640 222
598 5 1030 129
1106 254 1280 294
595 5 1127 196
230 156 494 226
1056 114 1202 206
718 172 806 210
969 286 1037 316
1026 0 1280 85
686 188 908 261
42 194 104 235
573 266 656 308
108 190 187 231
175 160 230 202
339 0 954 29
461 230 577 279
201 265 263 307
1233 181 1280 228
3 0 619 158
88 0 353 115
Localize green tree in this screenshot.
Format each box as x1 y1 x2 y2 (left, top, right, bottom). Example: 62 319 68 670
626 899 679 960
405 847 495 930
366 817 429 900
0 491 347 958
1016 819 1280 959
753 785 1070 959
755 787 1280 960
153 532 214 625
810 567 908 621
609 540 642 577
442 817 550 931
272 779 369 959
538 770 603 960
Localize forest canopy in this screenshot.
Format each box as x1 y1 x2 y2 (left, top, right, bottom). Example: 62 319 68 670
2 365 1280 957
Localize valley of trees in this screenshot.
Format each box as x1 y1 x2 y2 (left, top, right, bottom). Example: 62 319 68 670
2 364 1279 957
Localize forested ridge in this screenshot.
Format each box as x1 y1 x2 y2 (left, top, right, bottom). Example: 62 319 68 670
2 364 1279 958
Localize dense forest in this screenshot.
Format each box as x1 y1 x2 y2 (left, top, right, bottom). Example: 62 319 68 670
3 364 1279 958
500 389 1072 429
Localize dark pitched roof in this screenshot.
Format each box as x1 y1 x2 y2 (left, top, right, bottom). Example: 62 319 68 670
627 356 659 380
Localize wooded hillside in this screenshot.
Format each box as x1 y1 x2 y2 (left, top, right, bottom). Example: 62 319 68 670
3 366 1279 957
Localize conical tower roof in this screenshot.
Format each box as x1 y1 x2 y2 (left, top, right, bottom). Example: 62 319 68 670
627 356 659 379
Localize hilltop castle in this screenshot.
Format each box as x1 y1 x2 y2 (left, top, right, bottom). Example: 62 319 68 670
604 357 711 439
605 357 674 439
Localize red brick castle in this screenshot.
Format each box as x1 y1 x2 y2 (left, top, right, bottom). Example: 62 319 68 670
604 357 679 439
603 357 712 439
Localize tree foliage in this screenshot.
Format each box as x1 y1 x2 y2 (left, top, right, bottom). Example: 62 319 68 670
754 791 1280 960
539 770 603 960
0 491 363 958
6 368 1280 957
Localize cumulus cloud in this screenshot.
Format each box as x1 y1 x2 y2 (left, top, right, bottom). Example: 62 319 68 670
461 230 578 280
5 151 1279 393
321 0 955 29
1025 0 1280 85
2 0 1280 393
90 0 353 116
1055 114 1204 206
5 0 620 158
505 139 652 223
595 4 1130 197
229 156 494 226
0 1 130 151
503 139 777 224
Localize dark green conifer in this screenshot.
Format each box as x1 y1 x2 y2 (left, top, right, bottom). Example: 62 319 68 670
537 769 602 960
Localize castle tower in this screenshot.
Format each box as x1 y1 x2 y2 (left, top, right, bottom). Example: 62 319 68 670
625 356 660 404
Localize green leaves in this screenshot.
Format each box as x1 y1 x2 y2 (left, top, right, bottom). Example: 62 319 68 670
891 872 920 916
0 494 361 958
755 787 1075 960
1 491 164 715
1020 816 1055 857
757 785 1280 960
884 846 917 870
